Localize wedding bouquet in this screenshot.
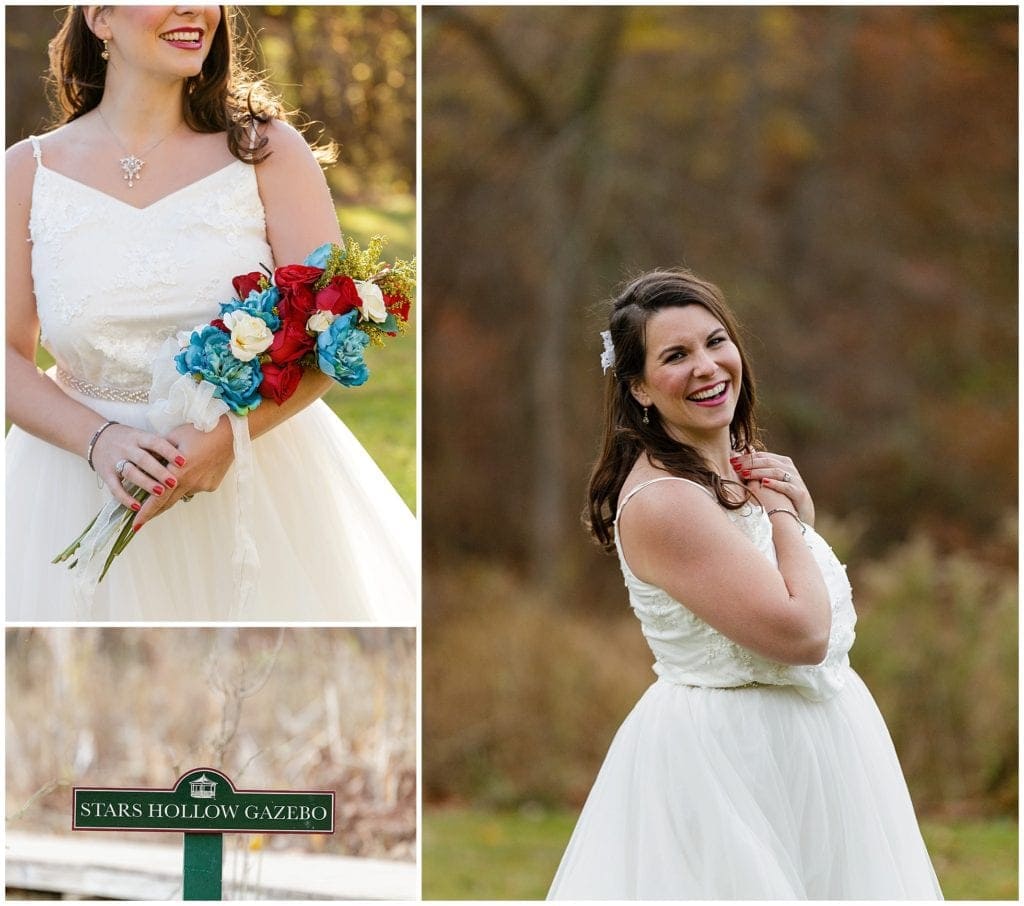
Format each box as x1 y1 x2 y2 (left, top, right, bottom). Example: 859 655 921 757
54 236 415 585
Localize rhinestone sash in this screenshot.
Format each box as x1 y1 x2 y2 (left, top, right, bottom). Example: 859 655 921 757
57 367 149 404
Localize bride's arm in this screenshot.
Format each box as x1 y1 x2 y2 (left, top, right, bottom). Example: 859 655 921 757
135 120 344 528
5 141 182 512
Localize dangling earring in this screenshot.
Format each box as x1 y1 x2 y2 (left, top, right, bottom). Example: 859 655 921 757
101 39 110 61
642 407 650 425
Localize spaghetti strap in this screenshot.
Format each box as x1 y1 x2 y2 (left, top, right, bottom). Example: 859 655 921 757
615 476 714 522
28 135 42 163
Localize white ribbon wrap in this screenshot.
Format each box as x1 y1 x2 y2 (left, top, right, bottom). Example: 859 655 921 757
71 337 260 616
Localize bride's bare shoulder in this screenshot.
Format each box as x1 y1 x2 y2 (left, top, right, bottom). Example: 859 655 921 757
6 137 40 203
6 123 79 172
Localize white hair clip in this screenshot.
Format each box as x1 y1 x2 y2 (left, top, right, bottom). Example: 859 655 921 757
600 330 615 374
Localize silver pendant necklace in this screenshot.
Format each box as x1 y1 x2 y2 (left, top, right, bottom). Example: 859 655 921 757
96 107 180 189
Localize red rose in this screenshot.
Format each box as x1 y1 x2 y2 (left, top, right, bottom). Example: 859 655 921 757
259 361 304 405
385 292 411 323
266 318 316 365
273 264 322 291
277 283 316 322
232 271 264 300
315 275 361 316
273 264 322 322
210 318 229 333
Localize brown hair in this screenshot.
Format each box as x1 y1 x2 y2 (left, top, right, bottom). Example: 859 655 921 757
586 269 763 552
46 6 335 165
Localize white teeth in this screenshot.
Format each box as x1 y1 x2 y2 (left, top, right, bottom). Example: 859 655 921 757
688 381 726 401
161 31 201 42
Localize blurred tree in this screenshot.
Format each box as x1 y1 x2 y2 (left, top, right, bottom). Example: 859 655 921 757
422 5 1017 601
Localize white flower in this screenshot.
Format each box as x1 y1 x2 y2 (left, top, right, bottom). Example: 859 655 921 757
306 310 337 334
223 310 274 362
354 280 388 323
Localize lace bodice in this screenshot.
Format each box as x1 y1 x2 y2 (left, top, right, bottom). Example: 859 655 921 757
615 477 857 701
27 135 273 392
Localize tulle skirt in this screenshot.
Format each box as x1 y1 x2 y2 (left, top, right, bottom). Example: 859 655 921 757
6 387 417 623
548 669 942 900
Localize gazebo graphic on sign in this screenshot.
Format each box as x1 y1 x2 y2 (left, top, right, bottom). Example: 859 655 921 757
189 775 217 799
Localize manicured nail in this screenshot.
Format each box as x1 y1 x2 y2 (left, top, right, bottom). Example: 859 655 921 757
731 462 742 470
131 502 141 512
742 469 751 477
152 485 164 496
729 456 740 463
133 524 142 533
165 477 177 488
174 456 186 466
763 479 773 486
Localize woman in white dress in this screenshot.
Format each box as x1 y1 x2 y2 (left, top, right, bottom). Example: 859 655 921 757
548 270 941 899
6 6 416 622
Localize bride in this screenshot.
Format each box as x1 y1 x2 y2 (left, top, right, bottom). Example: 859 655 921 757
5 6 416 622
548 270 941 898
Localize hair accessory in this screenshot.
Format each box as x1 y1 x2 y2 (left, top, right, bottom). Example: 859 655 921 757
101 39 110 61
642 406 650 425
600 330 615 374
86 420 119 471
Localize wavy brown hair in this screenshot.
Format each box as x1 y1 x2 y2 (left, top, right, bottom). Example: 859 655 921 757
46 6 335 165
586 269 763 552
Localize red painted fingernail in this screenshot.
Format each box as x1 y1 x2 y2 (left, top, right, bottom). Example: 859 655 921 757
742 470 751 477
731 462 742 470
153 485 164 495
131 502 141 512
174 456 186 466
133 523 142 533
763 479 773 486
165 477 177 488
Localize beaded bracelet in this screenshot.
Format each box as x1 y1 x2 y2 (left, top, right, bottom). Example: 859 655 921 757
86 420 119 471
766 507 806 535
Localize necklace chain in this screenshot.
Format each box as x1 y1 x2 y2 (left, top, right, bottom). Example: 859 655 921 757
96 107 181 189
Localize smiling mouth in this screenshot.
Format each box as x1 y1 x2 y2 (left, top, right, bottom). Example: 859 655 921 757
159 30 204 47
687 381 728 403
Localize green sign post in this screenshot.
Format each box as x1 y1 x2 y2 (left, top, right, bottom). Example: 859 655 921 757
73 768 335 899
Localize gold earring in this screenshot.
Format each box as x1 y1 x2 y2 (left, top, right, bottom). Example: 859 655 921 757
101 39 110 61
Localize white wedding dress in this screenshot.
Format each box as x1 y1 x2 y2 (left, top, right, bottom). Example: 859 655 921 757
548 477 942 900
6 135 417 622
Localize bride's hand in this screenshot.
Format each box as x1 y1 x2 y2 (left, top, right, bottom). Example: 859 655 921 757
731 450 816 526
91 424 185 512
132 418 235 531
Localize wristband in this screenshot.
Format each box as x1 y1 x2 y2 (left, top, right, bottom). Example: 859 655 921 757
766 507 806 535
86 420 119 471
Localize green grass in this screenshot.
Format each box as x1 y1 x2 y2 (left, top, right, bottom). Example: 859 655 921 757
921 816 1019 900
339 194 416 262
424 807 574 900
422 806 1018 900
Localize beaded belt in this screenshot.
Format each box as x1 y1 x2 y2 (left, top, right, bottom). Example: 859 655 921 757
57 367 149 404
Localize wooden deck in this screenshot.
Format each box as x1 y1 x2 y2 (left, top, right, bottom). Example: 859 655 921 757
5 832 418 900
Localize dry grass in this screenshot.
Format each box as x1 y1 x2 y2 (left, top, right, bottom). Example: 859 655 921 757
5 628 415 861
424 514 1018 816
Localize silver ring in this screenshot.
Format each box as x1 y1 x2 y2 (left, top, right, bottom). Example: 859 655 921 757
782 471 792 483
182 494 194 502
115 459 129 477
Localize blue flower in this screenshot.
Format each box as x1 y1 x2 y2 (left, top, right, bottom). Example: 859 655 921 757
316 311 370 387
220 286 281 332
304 243 334 269
175 325 263 415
